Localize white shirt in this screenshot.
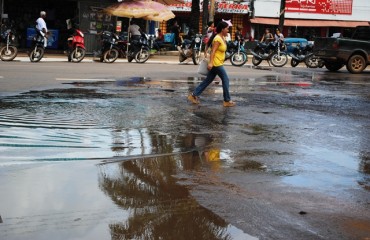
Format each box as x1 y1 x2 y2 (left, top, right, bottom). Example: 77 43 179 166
36 17 47 32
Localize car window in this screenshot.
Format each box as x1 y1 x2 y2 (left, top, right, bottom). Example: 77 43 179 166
352 27 370 41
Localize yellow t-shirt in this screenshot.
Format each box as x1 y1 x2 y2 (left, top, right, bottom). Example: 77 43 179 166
212 35 227 67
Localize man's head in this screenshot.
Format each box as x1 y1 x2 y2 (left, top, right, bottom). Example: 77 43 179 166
40 11 46 18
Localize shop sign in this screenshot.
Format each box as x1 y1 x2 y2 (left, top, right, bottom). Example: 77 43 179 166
216 3 249 13
169 2 192 12
170 0 249 14
285 0 352 15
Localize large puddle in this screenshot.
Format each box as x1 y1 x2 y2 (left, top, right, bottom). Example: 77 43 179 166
0 74 369 239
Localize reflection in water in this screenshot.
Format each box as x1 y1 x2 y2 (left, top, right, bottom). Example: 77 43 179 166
98 153 255 240
359 152 370 191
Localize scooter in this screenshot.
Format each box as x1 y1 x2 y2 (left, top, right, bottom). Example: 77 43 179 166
250 40 288 67
0 27 18 61
29 30 48 62
225 39 248 66
289 42 323 68
67 27 86 63
178 33 203 65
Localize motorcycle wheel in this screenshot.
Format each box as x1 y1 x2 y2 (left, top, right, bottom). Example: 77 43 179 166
271 53 288 67
29 47 44 62
230 52 248 66
135 48 150 63
252 56 262 66
179 53 186 63
70 47 86 63
0 45 18 61
103 49 119 63
304 54 319 68
290 59 299 67
192 49 201 65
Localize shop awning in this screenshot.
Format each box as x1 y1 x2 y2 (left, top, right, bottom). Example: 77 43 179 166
250 17 370 28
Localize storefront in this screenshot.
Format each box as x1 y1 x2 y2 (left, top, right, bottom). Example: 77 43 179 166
165 0 250 41
1 0 117 52
251 0 370 41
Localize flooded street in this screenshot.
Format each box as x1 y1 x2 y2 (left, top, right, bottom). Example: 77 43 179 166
0 61 369 239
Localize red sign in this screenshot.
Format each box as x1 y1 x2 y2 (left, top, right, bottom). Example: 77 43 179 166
286 0 353 15
216 3 249 13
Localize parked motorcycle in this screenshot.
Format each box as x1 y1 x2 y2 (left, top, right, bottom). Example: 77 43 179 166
225 39 248 66
251 40 288 67
289 42 323 68
96 30 121 63
29 30 48 62
127 32 151 63
0 27 18 61
178 33 203 65
67 27 86 63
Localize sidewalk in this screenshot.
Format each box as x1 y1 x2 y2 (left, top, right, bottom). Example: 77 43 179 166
15 50 181 63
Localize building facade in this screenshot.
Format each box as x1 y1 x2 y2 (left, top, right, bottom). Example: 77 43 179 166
251 0 370 40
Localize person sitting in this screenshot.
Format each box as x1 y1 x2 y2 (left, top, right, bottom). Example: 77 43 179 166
260 28 274 44
178 28 195 50
274 28 284 43
153 29 164 51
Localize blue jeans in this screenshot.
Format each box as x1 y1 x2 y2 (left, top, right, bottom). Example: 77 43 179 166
193 65 231 102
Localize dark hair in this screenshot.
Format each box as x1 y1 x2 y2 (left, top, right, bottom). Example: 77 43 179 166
207 21 214 27
216 21 229 33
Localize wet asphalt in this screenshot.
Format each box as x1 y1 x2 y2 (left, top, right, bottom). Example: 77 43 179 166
0 55 370 239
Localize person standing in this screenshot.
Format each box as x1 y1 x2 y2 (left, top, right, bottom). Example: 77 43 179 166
188 21 236 107
128 19 143 42
171 20 180 46
204 21 215 44
36 11 48 47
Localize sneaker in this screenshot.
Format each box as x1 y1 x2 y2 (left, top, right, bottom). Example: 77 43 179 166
223 101 236 107
188 94 200 104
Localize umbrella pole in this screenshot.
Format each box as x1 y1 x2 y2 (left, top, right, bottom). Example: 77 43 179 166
127 17 131 56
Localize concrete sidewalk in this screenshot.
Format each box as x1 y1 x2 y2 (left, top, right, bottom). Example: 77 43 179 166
15 51 181 63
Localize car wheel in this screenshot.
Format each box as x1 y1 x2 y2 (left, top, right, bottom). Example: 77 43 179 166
346 54 366 74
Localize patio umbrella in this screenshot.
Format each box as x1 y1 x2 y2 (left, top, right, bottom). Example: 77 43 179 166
143 1 175 21
104 0 160 18
104 0 175 22
154 0 185 5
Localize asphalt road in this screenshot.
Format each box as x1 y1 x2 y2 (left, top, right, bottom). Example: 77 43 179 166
0 56 370 240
